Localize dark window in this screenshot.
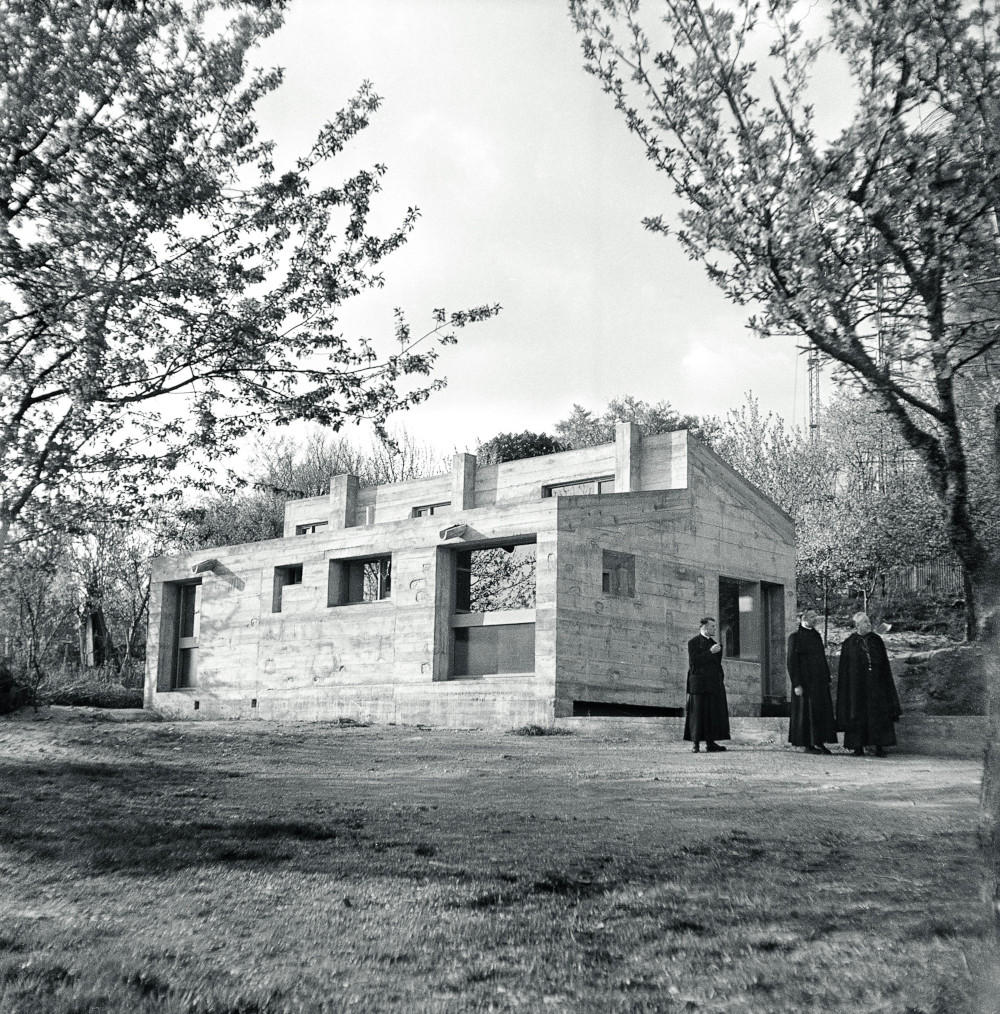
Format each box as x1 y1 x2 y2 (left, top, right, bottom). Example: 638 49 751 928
328 556 391 606
543 476 615 497
412 502 450 517
453 624 535 676
455 543 536 612
602 550 635 597
295 521 328 536
272 564 303 613
719 577 760 660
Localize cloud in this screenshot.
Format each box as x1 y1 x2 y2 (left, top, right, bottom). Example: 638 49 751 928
681 343 728 375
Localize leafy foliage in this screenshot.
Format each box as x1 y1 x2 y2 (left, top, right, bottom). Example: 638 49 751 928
0 1 498 551
570 0 1000 635
476 431 565 465
466 545 536 612
713 390 952 612
554 396 718 448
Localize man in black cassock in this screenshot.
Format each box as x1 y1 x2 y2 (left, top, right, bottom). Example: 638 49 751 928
683 616 731 753
787 608 837 754
836 611 902 757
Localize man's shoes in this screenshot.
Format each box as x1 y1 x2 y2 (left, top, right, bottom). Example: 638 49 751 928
818 745 833 755
852 747 864 757
706 742 726 752
692 743 700 753
805 746 821 754
874 746 887 757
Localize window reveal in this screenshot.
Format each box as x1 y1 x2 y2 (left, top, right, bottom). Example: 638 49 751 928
272 564 303 613
328 556 392 606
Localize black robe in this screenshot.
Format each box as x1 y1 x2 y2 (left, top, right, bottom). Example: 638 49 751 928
786 626 837 747
683 633 731 743
836 632 902 749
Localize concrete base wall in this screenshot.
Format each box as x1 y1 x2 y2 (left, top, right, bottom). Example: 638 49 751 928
151 681 555 729
556 714 988 757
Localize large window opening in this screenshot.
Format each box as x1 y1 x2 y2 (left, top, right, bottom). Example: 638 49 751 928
158 580 201 691
328 555 392 606
451 539 536 677
455 543 536 613
718 577 761 660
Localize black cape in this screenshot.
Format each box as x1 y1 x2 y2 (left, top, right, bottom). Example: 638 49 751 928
683 633 731 742
786 626 837 747
836 632 902 748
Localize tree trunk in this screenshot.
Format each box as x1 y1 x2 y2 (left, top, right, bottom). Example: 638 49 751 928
968 558 1000 1011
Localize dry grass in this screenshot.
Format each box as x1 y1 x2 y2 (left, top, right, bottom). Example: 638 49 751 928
0 715 991 1013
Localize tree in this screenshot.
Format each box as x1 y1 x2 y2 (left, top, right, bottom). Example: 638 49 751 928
710 394 817 511
570 0 1000 947
554 395 718 447
0 536 80 705
476 431 565 465
0 0 498 553
709 391 950 626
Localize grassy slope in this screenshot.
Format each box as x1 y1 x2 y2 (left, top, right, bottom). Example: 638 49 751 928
0 718 989 1013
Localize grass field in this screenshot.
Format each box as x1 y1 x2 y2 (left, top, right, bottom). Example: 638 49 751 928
0 713 992 1013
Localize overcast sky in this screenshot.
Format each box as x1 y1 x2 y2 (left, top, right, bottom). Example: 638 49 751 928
253 0 828 454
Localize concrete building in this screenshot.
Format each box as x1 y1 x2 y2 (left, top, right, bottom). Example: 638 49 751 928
145 425 796 727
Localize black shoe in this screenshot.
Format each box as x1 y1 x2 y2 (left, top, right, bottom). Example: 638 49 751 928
818 745 833 755
692 743 700 753
805 746 821 754
852 747 864 757
874 746 887 757
706 742 726 752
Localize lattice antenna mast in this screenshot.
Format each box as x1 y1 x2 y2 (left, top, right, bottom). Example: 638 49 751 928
807 349 821 441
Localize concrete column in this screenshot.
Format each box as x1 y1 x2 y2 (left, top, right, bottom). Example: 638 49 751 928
614 422 642 492
329 473 360 529
451 453 477 511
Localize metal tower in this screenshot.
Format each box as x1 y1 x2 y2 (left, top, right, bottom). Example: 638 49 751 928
807 348 821 440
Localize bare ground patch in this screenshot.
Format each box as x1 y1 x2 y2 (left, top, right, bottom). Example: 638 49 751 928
0 715 990 1013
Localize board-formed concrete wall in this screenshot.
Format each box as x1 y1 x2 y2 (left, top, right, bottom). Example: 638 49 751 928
146 427 796 726
551 443 796 718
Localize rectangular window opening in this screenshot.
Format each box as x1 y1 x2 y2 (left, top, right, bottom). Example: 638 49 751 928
272 564 303 613
602 550 635 598
412 502 450 518
159 579 201 691
453 623 535 677
455 541 536 613
543 476 615 498
295 521 328 536
328 555 392 606
719 576 761 660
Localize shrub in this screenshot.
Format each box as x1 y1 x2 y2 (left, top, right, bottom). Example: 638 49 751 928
509 724 572 737
40 665 144 710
